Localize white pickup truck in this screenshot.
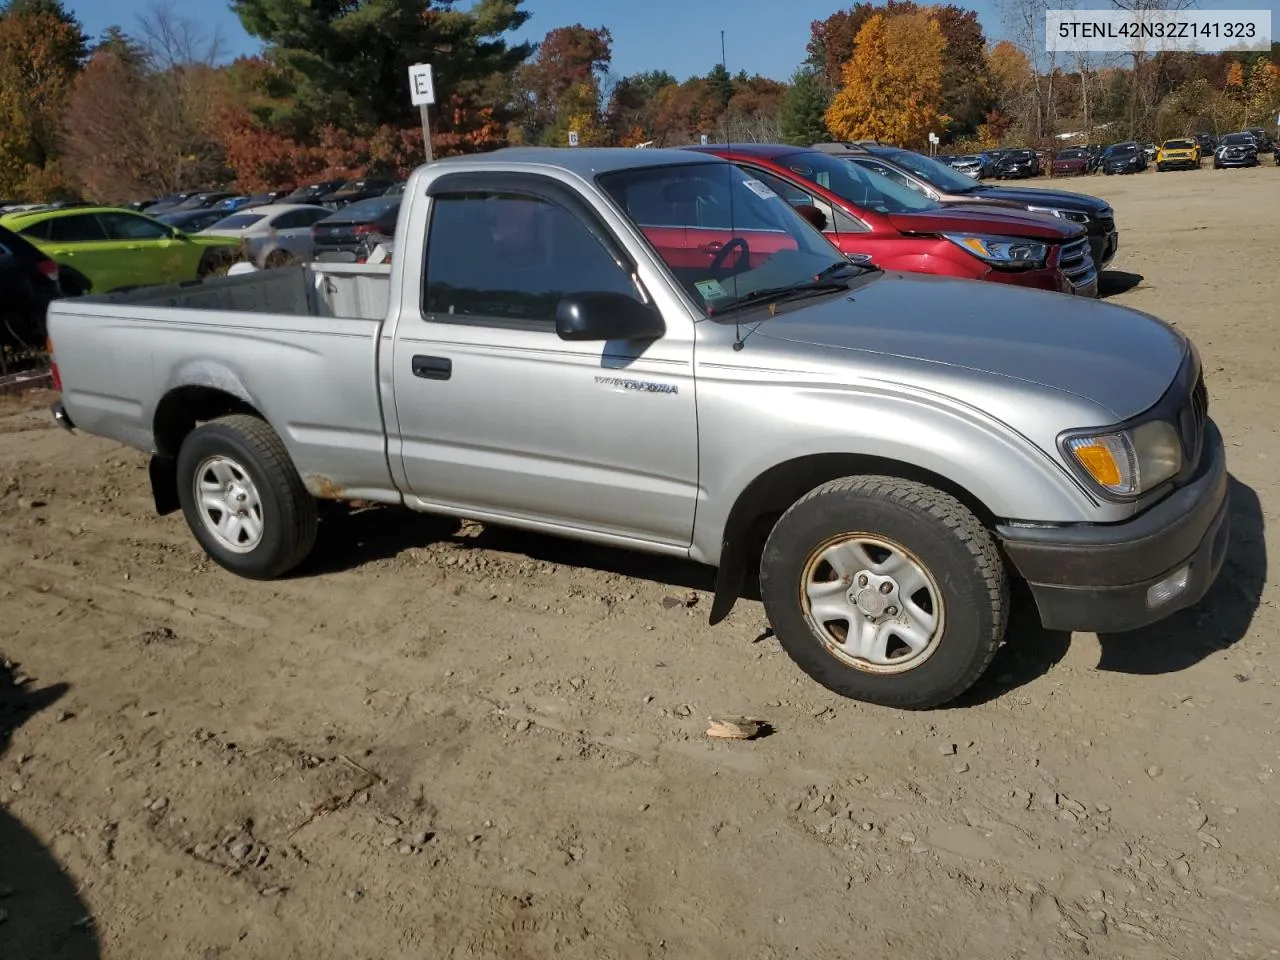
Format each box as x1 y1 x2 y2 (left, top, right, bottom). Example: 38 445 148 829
46 147 1229 709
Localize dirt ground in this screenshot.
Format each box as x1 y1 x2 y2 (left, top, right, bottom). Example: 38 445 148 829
2 164 1279 960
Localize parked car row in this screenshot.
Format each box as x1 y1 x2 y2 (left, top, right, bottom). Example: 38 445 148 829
0 190 404 310
128 177 405 218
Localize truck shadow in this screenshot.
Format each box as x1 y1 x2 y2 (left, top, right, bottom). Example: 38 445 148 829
1093 475 1265 675
0 660 99 960
304 503 723 594
1099 270 1144 298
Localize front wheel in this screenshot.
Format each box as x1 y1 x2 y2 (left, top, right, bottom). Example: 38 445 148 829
175 414 318 579
758 476 1008 709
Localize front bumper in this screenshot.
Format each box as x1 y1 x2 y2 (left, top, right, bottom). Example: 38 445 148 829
1088 229 1118 270
997 419 1229 634
1158 155 1199 168
1215 153 1257 167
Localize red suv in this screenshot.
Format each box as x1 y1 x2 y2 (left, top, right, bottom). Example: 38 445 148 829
690 144 1098 298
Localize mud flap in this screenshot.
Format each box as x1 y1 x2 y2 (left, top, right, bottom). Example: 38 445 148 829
149 455 180 515
709 535 743 625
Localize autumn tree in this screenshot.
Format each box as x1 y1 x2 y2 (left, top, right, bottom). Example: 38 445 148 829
807 2 992 139
514 24 611 143
825 12 948 147
1244 58 1278 125
0 0 87 197
781 68 833 145
606 70 676 144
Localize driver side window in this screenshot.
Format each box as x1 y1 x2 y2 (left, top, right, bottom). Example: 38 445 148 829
98 212 172 241
422 190 642 328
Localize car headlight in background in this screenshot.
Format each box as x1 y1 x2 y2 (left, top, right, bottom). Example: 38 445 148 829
1026 205 1091 224
943 233 1048 269
1063 420 1182 496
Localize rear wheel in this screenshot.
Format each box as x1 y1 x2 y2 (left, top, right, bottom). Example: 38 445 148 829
175 414 317 579
196 247 236 279
264 249 298 269
758 476 1008 709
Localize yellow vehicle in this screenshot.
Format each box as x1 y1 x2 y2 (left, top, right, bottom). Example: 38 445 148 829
1155 138 1201 171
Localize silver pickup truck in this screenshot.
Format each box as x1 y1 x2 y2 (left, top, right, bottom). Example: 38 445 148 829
45 147 1229 709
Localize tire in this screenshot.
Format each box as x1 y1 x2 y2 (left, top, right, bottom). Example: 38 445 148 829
758 476 1008 710
196 247 235 279
175 414 318 579
263 249 298 269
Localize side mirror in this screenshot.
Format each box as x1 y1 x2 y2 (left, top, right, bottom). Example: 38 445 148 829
555 292 665 342
795 203 828 231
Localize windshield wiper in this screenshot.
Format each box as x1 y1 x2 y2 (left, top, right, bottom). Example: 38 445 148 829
712 275 853 316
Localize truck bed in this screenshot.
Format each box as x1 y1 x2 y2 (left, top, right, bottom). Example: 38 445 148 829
78 263 392 321
47 263 399 503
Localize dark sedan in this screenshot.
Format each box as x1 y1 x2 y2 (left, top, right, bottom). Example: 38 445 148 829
156 208 233 233
1101 142 1146 175
993 149 1040 179
324 179 397 208
1213 133 1259 169
1 223 63 350
311 196 402 261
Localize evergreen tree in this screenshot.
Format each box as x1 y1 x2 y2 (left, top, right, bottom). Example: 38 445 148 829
705 62 733 110
229 0 533 131
780 67 831 146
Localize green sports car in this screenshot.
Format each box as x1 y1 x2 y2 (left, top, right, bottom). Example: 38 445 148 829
0 205 242 294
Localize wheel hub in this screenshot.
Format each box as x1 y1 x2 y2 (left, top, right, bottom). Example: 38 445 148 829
849 573 899 620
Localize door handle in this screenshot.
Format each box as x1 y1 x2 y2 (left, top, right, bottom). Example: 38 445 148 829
697 241 723 253
411 355 451 380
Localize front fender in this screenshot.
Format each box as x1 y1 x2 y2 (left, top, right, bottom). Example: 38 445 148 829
690 380 1099 568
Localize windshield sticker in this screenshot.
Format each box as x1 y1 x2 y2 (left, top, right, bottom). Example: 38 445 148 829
742 179 778 200
695 279 729 301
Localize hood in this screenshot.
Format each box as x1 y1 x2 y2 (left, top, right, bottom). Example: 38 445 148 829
886 204 1082 241
968 184 1109 215
751 271 1185 421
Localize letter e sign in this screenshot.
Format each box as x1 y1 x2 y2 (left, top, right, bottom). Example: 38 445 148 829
408 63 435 106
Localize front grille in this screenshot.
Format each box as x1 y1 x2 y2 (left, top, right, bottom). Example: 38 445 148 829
1057 237 1097 289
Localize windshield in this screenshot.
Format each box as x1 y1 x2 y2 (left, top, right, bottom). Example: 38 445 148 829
1057 149 1087 159
1163 139 1194 149
596 160 851 317
874 148 979 192
1222 133 1252 145
1106 144 1137 156
778 150 939 213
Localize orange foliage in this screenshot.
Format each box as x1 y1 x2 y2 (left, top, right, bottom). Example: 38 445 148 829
825 12 949 146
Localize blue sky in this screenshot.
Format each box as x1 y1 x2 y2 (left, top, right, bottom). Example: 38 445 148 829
65 0 1280 82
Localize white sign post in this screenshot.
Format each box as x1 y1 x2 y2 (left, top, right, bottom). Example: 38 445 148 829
408 63 436 162
927 131 939 156
700 133 709 145
568 130 579 147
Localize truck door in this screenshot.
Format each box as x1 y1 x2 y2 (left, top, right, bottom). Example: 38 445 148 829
388 174 699 549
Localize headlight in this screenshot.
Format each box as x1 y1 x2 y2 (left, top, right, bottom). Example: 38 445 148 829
1063 420 1182 496
1026 205 1091 224
943 233 1048 269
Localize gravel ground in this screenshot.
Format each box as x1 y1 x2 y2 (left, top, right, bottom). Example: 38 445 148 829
1 163 1278 960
